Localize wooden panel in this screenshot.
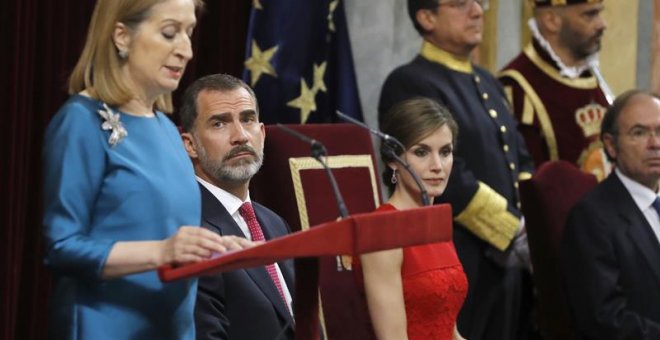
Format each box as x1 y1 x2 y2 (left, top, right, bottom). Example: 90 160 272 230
475 0 499 71
599 0 639 95
521 0 533 48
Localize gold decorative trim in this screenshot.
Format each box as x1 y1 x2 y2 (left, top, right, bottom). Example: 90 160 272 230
504 86 514 108
518 172 533 181
523 44 599 88
522 94 534 125
420 41 473 74
318 292 328 340
498 69 559 161
577 140 609 182
455 182 520 251
289 155 380 230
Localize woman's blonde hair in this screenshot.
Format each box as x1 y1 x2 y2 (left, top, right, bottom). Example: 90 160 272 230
68 0 204 113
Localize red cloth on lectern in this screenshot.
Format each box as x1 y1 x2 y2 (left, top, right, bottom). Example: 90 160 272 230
249 124 382 339
353 204 468 340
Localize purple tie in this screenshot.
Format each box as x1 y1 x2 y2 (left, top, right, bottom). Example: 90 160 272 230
239 202 289 312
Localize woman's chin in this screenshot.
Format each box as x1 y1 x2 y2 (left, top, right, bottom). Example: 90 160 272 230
425 186 447 199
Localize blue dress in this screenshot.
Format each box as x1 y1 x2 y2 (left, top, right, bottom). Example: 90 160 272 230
42 95 201 339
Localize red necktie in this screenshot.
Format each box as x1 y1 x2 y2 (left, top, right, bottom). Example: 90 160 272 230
239 202 290 312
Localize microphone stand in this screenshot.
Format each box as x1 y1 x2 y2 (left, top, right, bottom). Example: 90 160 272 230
335 111 430 206
276 124 349 218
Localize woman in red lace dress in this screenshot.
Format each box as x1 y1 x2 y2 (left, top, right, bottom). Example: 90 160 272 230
358 97 468 339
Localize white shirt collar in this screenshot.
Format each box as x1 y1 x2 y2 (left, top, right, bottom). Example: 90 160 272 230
196 176 251 215
528 18 599 79
196 177 293 312
615 168 658 211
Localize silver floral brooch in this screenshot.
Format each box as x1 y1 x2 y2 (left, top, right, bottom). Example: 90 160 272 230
97 103 128 147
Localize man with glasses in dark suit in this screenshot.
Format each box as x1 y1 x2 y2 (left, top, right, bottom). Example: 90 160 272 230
561 90 660 339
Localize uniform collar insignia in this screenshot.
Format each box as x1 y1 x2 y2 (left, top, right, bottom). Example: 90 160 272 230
420 41 473 74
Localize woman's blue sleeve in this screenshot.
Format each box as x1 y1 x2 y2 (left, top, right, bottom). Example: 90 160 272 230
42 102 116 281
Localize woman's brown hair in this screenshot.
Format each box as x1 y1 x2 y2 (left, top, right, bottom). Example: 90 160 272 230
379 97 458 192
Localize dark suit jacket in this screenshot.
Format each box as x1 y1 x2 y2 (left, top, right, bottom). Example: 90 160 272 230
195 184 295 340
561 173 660 339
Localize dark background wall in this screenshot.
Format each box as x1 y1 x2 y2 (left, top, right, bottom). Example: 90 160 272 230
0 1 251 339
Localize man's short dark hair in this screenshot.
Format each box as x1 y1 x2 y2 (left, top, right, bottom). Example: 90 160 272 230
600 89 660 162
178 73 259 133
408 0 439 35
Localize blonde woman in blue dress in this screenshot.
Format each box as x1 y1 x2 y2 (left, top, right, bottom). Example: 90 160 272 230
42 0 251 338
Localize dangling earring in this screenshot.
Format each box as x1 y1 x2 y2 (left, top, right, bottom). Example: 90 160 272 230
390 169 398 184
118 49 128 59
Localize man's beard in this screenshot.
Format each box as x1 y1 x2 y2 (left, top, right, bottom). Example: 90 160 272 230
561 25 603 60
197 143 264 184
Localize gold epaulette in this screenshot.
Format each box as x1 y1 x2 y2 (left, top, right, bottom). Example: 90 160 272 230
455 182 520 251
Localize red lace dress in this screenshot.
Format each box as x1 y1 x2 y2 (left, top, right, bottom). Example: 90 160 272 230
356 204 468 340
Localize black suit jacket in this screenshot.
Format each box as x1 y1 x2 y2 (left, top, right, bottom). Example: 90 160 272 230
195 184 295 340
561 173 660 339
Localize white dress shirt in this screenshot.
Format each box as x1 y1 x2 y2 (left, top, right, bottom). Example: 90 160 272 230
197 176 293 313
615 169 660 245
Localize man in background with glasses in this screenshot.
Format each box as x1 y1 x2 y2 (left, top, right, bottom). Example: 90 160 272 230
378 0 535 339
561 90 660 339
499 0 610 180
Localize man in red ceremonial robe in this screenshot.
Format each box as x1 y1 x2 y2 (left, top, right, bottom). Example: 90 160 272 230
499 0 610 180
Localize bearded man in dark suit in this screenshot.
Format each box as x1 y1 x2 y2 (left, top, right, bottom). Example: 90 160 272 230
179 74 294 340
561 89 660 339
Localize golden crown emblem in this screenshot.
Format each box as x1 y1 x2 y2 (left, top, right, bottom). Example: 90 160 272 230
575 103 606 138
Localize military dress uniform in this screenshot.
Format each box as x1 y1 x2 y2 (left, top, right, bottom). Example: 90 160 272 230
499 1 610 180
379 41 535 340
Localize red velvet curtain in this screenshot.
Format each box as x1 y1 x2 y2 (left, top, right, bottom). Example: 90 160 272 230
0 1 250 339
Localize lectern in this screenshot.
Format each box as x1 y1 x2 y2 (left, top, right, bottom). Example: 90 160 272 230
159 204 453 340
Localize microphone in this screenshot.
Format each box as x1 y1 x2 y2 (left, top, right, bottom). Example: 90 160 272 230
336 111 430 206
276 124 349 218
335 112 405 151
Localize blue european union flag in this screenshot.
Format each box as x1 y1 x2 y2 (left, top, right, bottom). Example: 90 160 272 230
242 0 363 124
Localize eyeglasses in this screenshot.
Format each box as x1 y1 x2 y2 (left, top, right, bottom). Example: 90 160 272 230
437 0 490 11
621 126 660 142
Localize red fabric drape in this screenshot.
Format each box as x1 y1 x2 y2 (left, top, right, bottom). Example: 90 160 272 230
0 1 250 339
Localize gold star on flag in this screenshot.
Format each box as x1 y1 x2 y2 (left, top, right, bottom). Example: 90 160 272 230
244 40 279 87
253 0 263 10
311 62 327 93
287 79 317 123
328 0 339 32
